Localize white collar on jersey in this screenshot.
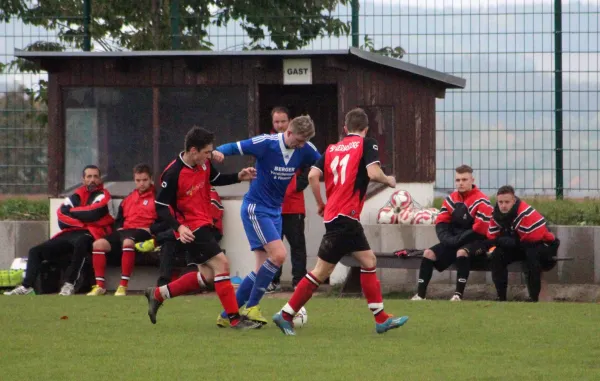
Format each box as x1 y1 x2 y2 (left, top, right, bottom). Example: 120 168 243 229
278 133 295 165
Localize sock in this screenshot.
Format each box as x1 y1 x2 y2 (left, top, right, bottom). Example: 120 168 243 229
92 250 107 288
360 267 390 324
214 273 241 325
220 271 256 319
120 245 135 287
282 272 321 322
153 271 203 302
455 256 470 297
417 258 435 298
246 259 280 308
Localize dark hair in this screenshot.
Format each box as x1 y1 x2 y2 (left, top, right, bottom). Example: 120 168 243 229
271 106 290 119
133 163 152 176
185 126 215 152
455 164 473 174
82 165 101 177
497 185 516 196
345 107 369 132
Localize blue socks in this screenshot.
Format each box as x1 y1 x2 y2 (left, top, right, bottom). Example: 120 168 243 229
220 271 256 319
246 259 280 308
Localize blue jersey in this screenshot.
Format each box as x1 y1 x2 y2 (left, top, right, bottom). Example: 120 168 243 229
216 133 321 210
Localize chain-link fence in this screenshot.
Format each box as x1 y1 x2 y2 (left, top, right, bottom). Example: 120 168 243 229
0 0 598 197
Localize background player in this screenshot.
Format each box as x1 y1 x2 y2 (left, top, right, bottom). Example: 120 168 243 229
272 108 409 336
144 126 259 330
212 115 320 327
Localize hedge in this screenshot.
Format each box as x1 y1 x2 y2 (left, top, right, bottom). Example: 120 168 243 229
1 197 600 226
432 197 600 226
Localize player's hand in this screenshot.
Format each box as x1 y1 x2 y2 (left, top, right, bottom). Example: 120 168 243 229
238 167 257 181
386 175 397 188
317 203 325 217
211 150 225 163
178 225 195 243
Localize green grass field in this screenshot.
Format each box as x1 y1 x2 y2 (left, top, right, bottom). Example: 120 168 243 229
2 295 600 381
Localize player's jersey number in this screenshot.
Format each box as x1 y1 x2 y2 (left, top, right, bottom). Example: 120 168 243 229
330 154 350 186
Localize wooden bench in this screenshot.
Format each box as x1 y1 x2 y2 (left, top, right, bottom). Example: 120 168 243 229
338 252 574 297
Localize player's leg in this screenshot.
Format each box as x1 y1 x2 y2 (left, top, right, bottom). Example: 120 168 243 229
87 235 113 295
523 244 546 302
414 244 454 300
115 229 152 296
286 213 308 289
61 232 95 296
353 249 410 333
452 239 487 301
489 246 515 301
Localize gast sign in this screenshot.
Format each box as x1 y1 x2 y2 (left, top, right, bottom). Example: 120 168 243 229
283 58 312 85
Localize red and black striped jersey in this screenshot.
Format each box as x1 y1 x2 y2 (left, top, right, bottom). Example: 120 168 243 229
435 185 492 236
116 185 157 230
487 200 555 243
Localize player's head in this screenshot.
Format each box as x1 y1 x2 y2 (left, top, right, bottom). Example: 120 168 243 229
343 108 369 135
82 165 101 191
133 163 153 193
271 106 290 133
184 126 215 165
496 185 517 213
454 165 474 193
286 115 315 148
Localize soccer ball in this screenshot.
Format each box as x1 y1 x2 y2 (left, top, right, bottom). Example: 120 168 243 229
397 207 415 225
390 190 413 211
412 210 435 225
377 206 398 224
293 307 308 328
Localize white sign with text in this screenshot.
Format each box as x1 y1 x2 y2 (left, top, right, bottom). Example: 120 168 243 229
283 58 312 85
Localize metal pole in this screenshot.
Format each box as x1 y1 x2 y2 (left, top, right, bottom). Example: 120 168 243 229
83 0 91 51
351 0 359 47
171 0 181 49
554 0 563 199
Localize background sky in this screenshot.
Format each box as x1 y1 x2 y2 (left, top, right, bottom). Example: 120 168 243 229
1 0 598 196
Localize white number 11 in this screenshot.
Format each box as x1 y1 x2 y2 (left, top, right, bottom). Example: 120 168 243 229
330 154 350 185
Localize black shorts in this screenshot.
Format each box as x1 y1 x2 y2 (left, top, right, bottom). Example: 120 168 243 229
317 216 371 265
176 226 223 266
103 229 153 253
429 239 490 272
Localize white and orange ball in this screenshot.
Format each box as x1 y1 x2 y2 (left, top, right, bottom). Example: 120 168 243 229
413 210 436 225
377 206 398 224
397 207 415 225
390 190 413 211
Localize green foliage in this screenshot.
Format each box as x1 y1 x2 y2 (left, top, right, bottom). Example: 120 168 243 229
0 198 49 220
433 197 600 226
360 34 406 59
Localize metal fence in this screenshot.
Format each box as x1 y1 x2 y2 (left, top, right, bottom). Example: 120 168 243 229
0 0 598 197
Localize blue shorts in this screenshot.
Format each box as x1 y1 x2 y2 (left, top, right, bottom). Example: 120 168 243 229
241 201 282 251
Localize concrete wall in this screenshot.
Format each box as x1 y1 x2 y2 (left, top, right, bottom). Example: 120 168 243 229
0 221 49 268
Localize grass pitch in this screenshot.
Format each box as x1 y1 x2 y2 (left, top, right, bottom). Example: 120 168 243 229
1 294 599 381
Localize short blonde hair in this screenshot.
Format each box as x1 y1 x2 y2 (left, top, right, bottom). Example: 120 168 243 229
289 115 315 139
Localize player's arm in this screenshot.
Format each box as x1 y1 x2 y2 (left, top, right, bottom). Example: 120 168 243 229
487 217 501 240
155 168 181 231
516 208 548 243
472 199 493 236
208 162 256 186
434 196 461 247
295 165 310 192
364 138 395 188
57 193 85 229
309 157 326 214
68 190 112 223
213 135 270 162
114 202 125 230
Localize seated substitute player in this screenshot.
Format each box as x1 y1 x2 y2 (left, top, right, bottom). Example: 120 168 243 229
272 107 409 336
487 185 560 302
87 163 158 296
211 115 320 327
411 165 493 301
143 126 260 330
4 165 114 296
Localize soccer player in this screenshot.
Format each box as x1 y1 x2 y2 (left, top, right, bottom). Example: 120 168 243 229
211 115 320 327
272 107 409 336
411 165 493 301
487 185 560 302
87 164 158 296
143 126 259 329
4 165 114 296
267 106 309 292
